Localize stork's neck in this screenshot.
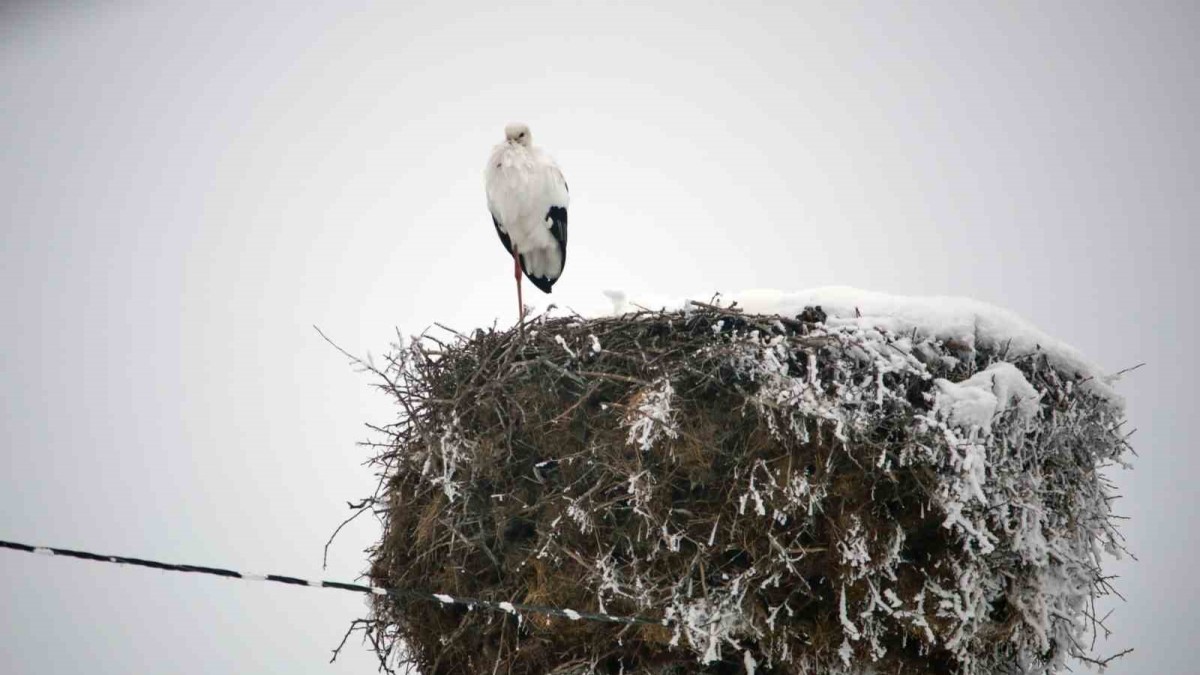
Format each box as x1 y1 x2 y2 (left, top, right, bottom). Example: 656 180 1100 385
490 141 537 170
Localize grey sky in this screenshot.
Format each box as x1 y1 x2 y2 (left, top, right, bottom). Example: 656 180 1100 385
1 1 1196 673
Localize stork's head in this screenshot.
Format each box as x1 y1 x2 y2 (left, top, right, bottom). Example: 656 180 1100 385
504 123 531 147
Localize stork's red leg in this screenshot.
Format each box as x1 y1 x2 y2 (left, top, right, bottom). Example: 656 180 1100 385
513 248 524 324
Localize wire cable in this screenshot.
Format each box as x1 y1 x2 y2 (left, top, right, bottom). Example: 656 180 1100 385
0 538 665 627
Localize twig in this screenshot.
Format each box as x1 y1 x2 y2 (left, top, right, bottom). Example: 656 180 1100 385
323 498 375 570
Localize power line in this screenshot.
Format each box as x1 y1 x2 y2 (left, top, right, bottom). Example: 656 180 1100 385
0 538 665 627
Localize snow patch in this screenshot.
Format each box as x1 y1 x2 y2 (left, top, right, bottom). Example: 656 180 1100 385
591 286 1119 404
931 362 1041 436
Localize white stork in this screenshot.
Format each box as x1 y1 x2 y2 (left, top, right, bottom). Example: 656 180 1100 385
485 123 569 323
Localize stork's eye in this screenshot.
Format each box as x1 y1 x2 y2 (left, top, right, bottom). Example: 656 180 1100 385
518 132 525 138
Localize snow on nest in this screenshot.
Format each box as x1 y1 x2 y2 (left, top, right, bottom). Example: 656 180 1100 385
932 362 1042 436
597 286 1120 405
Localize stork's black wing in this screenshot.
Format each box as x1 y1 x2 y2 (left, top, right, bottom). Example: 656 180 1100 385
546 205 567 270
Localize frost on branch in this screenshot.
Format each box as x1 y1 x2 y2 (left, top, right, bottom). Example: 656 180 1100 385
357 299 1132 674
624 376 679 452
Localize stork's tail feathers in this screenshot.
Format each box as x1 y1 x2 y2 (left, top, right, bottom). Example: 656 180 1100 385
523 265 557 294
528 275 554 293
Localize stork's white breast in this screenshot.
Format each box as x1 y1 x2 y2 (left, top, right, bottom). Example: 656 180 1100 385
485 143 569 266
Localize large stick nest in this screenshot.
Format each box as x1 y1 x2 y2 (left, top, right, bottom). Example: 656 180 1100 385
354 303 1130 674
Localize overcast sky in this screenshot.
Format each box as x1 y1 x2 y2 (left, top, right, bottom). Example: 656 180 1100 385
1 2 1196 673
